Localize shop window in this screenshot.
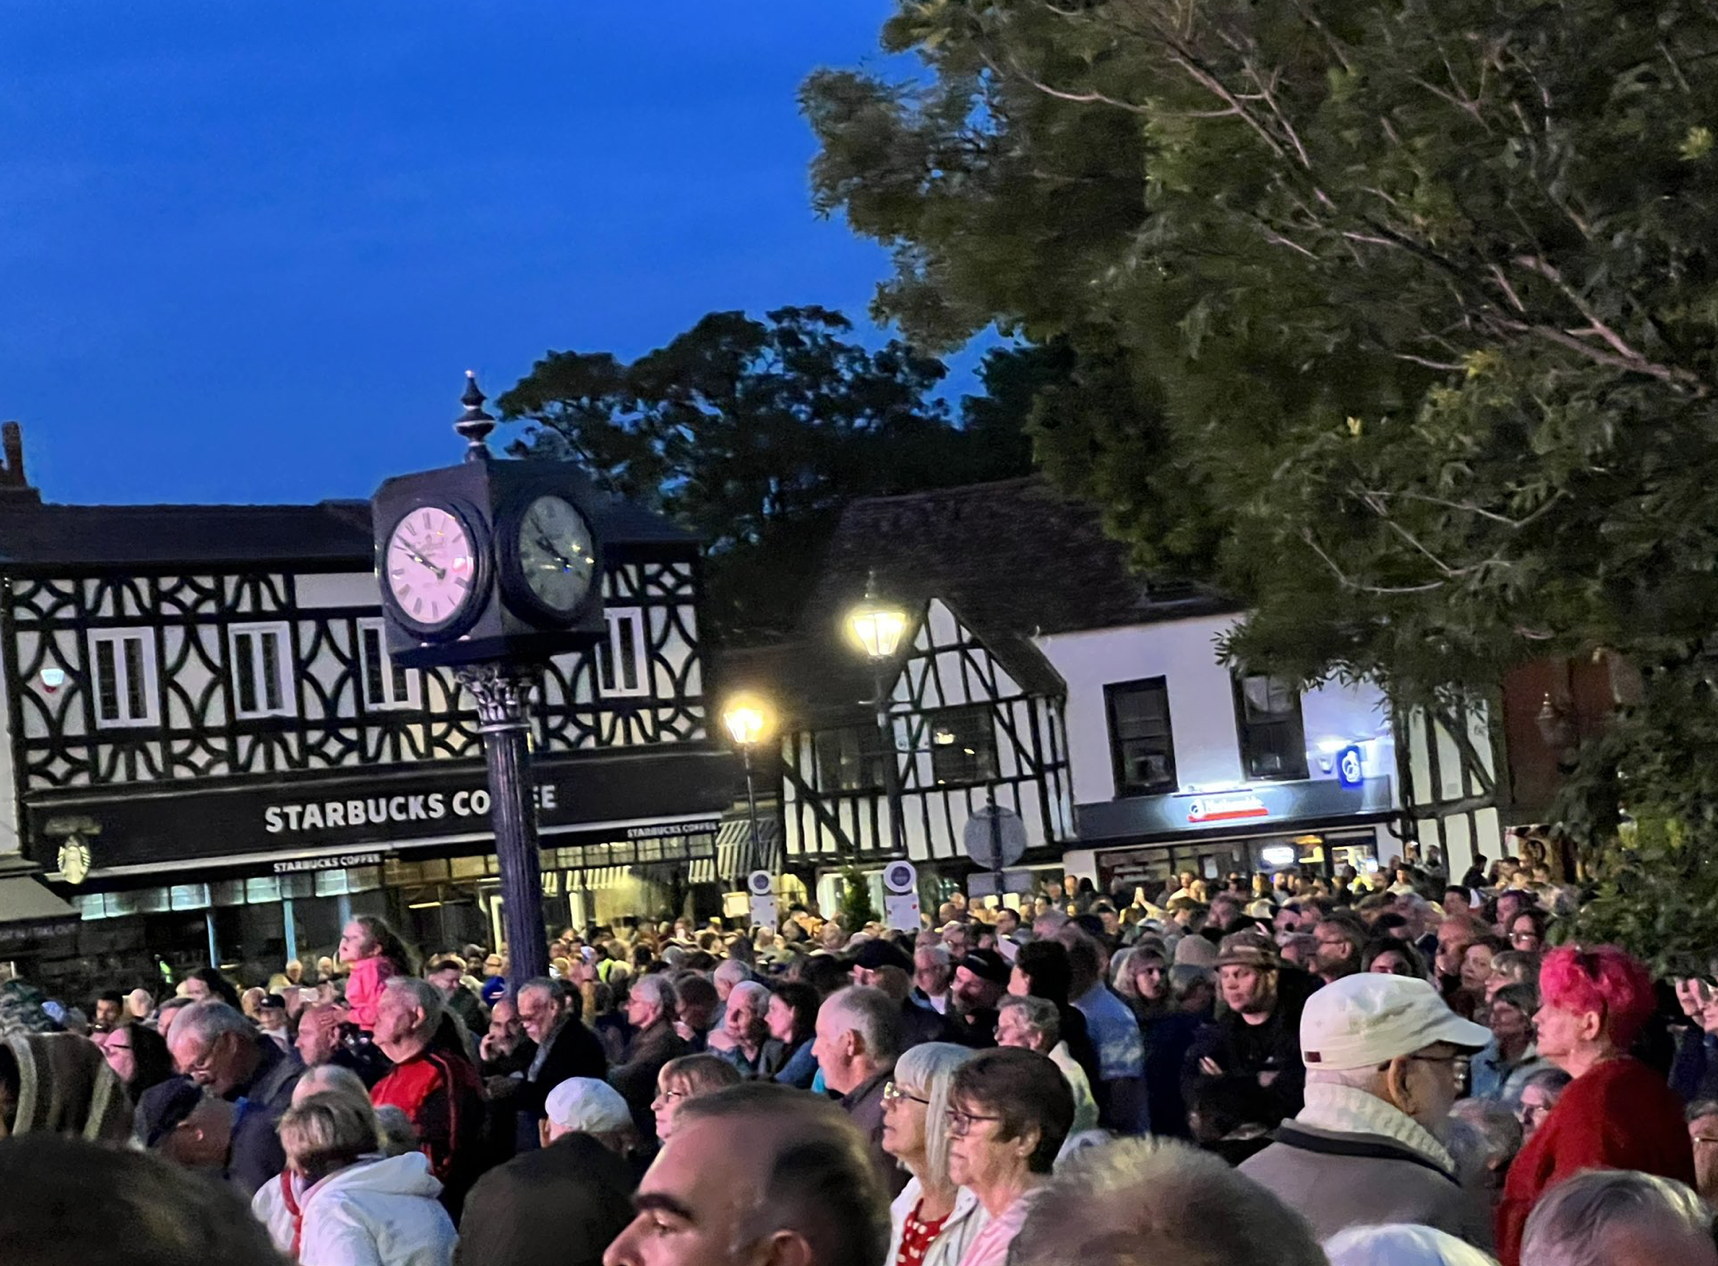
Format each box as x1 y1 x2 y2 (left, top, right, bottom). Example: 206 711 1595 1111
230 622 295 719
358 619 418 711
928 706 999 787
1105 677 1177 796
89 629 158 727
598 608 649 697
815 725 888 792
1233 673 1309 780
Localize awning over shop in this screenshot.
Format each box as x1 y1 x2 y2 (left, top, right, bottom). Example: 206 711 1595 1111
0 868 81 949
689 816 781 886
0 873 77 925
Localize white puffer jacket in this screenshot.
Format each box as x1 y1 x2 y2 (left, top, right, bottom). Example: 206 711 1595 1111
252 1152 456 1266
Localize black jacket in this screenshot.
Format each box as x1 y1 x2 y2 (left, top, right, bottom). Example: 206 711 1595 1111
226 1035 303 1198
609 1023 688 1143
454 1132 636 1266
1183 969 1318 1126
515 1019 609 1151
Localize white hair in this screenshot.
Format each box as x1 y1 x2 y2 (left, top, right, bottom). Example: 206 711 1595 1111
170 1001 252 1048
713 960 752 988
630 974 677 1015
1521 1169 1713 1266
915 944 950 967
819 986 903 1063
381 975 444 1033
1012 1137 1325 1266
727 980 770 1011
1325 1224 1499 1266
892 1043 976 1183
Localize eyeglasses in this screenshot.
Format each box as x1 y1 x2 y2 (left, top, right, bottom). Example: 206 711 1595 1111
1694 1136 1718 1147
1509 932 1540 944
946 1108 1004 1137
881 1081 928 1106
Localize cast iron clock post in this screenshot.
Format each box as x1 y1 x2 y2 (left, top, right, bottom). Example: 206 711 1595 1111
372 373 607 988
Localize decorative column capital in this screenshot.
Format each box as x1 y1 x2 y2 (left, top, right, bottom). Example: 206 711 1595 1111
456 661 543 730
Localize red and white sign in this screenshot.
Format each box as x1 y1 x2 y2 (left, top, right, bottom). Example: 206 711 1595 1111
1186 793 1270 824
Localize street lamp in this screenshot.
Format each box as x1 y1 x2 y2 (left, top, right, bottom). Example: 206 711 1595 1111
722 692 777 892
845 574 910 856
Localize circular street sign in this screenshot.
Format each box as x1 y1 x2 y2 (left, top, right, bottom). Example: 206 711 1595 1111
883 860 918 895
963 805 1027 869
747 870 774 896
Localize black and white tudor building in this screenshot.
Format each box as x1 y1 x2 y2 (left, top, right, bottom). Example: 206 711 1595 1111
0 426 737 988
730 479 1472 915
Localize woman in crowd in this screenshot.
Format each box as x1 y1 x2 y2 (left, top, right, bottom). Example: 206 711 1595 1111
1470 984 1545 1106
180 966 242 1009
1505 908 1550 955
881 1043 983 1266
1008 941 1101 1092
1456 935 1507 1018
766 981 820 1090
946 1048 1075 1266
1494 944 1696 1266
1119 945 1200 1139
649 1053 742 1144
92 1019 174 1101
1514 1067 1571 1141
1484 950 1540 1005
256 1091 453 1266
1363 938 1429 980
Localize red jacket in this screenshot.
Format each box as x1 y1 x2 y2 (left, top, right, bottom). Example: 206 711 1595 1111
1495 1056 1695 1266
371 1045 485 1214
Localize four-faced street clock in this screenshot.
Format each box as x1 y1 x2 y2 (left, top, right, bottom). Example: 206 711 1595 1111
372 374 608 669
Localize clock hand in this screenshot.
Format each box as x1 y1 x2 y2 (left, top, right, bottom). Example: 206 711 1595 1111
535 535 588 573
401 545 446 581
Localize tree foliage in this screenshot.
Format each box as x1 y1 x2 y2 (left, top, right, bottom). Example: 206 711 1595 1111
499 306 1033 642
805 1 1718 959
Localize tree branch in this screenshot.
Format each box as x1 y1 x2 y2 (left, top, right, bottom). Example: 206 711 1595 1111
1300 529 1449 595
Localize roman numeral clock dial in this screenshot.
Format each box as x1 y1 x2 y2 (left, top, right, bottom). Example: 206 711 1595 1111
385 504 482 635
509 494 597 621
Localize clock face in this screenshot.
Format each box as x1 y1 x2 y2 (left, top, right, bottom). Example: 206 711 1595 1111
385 505 480 632
516 494 596 616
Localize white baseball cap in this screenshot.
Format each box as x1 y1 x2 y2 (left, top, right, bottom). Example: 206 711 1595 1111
1300 974 1491 1071
544 1077 633 1134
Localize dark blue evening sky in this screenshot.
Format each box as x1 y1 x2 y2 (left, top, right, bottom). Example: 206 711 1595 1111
1 2 944 506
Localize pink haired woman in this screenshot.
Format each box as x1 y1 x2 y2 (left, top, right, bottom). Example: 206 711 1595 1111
1494 945 1694 1265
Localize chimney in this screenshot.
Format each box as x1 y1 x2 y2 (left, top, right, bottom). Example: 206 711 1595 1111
0 423 40 503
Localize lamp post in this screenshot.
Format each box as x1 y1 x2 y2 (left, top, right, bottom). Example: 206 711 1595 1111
722 692 777 892
845 575 910 857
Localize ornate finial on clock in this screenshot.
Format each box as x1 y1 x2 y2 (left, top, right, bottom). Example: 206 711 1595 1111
454 370 496 458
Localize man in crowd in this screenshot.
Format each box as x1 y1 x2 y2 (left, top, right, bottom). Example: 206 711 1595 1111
1688 1100 1718 1208
812 985 905 1195
513 976 608 1148
912 943 953 1013
426 954 489 1035
1013 1137 1326 1266
947 949 1010 1047
608 973 686 1140
1186 929 1311 1125
457 1078 637 1266
1062 930 1147 1131
369 974 486 1213
479 996 535 1077
851 939 950 1047
91 989 125 1033
164 999 302 1196
603 1084 891 1266
1312 912 1367 985
1520 1169 1718 1266
1240 973 1494 1245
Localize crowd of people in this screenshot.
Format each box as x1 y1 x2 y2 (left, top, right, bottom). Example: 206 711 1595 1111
3 849 1718 1266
